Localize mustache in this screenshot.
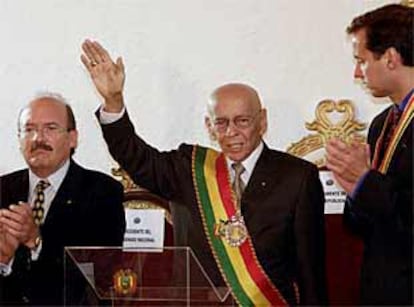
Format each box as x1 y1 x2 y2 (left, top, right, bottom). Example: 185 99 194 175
30 142 53 152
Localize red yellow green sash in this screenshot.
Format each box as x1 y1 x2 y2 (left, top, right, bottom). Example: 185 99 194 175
372 92 414 173
192 145 288 306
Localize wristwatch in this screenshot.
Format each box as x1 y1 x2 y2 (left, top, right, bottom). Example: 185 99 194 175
29 235 42 250
34 235 42 248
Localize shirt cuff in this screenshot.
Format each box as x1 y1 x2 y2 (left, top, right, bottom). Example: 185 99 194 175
99 106 125 124
0 258 14 276
30 239 43 261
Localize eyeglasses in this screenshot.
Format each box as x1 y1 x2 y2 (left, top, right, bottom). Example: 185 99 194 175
212 110 262 133
19 123 71 139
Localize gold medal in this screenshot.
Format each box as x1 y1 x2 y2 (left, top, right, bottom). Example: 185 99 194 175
214 214 248 247
213 213 246 247
224 214 247 247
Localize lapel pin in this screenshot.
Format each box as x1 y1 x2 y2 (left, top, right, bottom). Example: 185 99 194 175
261 181 266 187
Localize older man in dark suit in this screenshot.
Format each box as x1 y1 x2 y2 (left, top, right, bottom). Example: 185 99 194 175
326 4 413 305
81 40 327 305
0 93 126 305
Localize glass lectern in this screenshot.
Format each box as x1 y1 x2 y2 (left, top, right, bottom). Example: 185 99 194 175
64 247 234 306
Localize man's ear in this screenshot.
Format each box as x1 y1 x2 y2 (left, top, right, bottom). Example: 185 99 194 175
69 129 78 150
204 116 217 141
384 47 402 70
259 108 268 136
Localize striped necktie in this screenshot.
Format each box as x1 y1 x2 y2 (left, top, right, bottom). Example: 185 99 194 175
33 180 50 225
231 162 245 208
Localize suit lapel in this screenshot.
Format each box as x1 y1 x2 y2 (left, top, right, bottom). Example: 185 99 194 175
43 161 81 226
2 170 30 206
18 172 30 203
373 110 413 171
243 144 283 203
390 119 413 164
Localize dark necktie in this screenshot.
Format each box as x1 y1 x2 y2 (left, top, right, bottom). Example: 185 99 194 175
33 180 50 225
380 106 402 160
231 162 245 208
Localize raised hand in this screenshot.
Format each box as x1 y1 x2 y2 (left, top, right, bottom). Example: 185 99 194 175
81 39 125 113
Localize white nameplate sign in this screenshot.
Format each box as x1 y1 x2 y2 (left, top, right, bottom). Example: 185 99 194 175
123 209 165 249
319 170 347 214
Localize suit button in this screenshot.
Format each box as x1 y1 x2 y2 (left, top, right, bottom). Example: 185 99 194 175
22 295 30 303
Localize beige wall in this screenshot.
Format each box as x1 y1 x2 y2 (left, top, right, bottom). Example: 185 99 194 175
0 0 395 175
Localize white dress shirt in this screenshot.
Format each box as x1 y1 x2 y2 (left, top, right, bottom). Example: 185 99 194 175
226 141 264 186
28 159 69 219
99 106 125 124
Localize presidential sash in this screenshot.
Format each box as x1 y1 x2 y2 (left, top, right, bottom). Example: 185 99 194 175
192 145 288 306
372 92 414 173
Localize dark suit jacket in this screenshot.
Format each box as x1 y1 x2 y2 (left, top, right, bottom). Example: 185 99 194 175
344 106 413 305
0 160 126 306
99 111 327 305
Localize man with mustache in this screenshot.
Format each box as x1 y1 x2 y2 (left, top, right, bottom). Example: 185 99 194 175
30 141 53 152
0 93 126 305
81 40 327 305
326 4 413 305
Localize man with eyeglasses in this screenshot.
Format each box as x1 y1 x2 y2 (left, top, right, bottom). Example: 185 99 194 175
0 93 126 305
81 40 326 305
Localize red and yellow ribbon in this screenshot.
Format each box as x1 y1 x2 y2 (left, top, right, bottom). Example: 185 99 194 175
192 146 288 306
372 93 414 173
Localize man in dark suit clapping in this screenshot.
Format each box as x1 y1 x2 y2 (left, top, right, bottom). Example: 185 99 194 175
0 92 126 305
326 4 413 305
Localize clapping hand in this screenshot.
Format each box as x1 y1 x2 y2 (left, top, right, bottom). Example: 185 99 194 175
0 203 39 250
325 138 371 194
0 209 20 264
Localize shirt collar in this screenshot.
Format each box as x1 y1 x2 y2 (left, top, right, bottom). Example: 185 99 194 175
226 141 264 181
29 159 70 193
398 88 414 112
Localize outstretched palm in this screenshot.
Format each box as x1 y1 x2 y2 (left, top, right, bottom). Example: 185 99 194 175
81 40 125 104
92 60 124 99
